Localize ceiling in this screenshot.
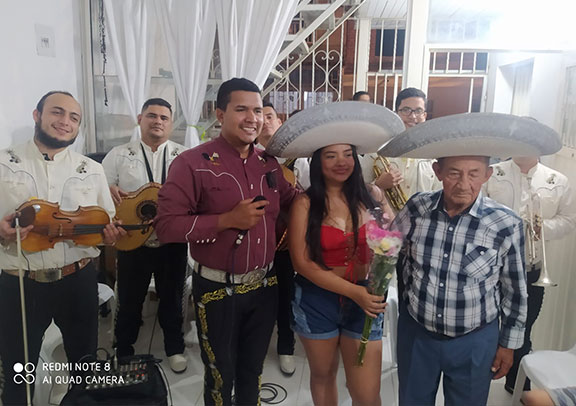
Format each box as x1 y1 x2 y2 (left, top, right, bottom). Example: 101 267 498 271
356 0 529 21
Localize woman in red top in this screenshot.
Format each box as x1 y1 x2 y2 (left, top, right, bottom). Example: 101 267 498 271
289 143 393 406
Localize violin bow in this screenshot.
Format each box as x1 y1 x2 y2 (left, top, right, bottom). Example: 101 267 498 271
14 214 33 406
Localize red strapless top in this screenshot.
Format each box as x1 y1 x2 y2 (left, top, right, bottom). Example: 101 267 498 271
321 224 370 273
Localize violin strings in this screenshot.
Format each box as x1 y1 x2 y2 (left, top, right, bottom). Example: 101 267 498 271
31 224 148 236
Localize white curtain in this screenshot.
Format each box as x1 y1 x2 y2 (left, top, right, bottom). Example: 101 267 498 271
104 0 156 141
511 61 533 116
214 0 299 89
154 0 216 148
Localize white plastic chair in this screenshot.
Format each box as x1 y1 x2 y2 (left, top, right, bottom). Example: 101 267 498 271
383 285 399 370
511 342 576 405
98 282 115 306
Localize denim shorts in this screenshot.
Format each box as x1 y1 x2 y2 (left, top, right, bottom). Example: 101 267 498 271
291 274 384 340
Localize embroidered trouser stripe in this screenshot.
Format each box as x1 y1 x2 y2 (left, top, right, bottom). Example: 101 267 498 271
193 273 278 406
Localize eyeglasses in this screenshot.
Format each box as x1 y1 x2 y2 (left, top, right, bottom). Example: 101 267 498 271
397 107 426 116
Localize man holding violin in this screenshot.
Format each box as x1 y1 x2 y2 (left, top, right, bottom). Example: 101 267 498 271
101 98 189 373
0 91 124 405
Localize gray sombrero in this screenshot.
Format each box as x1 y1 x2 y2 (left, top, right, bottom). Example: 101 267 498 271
265 101 405 158
378 113 562 159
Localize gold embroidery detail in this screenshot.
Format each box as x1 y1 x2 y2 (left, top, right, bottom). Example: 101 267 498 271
197 276 277 405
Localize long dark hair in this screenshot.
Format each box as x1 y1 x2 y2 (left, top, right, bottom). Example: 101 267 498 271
305 145 378 269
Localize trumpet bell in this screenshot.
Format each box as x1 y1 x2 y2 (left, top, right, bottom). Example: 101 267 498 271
533 276 558 288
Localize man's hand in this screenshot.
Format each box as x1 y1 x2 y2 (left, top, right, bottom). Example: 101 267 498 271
109 185 129 205
0 213 34 244
374 170 404 190
491 346 514 379
102 221 127 246
218 198 269 231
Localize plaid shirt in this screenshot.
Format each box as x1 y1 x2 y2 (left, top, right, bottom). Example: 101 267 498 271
392 190 528 349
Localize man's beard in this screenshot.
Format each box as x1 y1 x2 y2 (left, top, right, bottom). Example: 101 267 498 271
35 121 77 149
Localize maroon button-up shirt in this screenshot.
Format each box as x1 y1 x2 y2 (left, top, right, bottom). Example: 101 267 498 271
155 135 298 274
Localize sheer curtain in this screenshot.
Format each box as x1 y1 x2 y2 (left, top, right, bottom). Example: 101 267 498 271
104 0 156 141
154 0 216 148
214 0 299 88
510 61 534 116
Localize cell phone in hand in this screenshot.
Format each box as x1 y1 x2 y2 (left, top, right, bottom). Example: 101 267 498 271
252 195 267 210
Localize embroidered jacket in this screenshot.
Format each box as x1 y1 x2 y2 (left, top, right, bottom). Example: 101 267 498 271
485 160 576 247
155 136 299 274
102 139 186 192
0 140 115 270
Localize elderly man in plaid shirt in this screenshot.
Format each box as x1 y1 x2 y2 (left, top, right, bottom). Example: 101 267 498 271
392 155 528 406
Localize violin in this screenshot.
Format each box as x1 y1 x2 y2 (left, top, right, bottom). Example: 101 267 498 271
13 199 151 253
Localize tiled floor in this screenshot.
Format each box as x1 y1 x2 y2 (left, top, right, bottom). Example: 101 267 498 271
36 298 515 406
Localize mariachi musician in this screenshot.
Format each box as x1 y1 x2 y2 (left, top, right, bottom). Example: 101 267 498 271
485 154 576 394
0 91 124 405
359 88 441 202
101 98 189 373
256 102 309 375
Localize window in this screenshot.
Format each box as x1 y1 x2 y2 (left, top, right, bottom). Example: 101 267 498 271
374 29 405 57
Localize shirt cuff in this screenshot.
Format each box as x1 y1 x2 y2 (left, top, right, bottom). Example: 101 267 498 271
499 325 525 349
186 214 219 244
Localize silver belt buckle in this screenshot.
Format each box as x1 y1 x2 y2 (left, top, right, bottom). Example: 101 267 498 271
241 268 266 285
36 268 62 283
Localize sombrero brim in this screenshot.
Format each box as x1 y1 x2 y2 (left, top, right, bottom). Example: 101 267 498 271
378 113 562 159
265 101 405 158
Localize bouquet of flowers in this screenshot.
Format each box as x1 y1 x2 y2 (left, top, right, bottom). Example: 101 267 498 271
356 219 403 366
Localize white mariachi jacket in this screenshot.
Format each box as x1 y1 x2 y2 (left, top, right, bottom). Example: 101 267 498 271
360 153 442 197
101 139 187 247
102 139 186 193
485 160 576 264
0 140 116 270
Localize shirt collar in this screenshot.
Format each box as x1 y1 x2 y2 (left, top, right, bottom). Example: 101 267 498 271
28 139 69 162
140 139 169 154
429 189 484 219
215 134 255 159
509 160 539 177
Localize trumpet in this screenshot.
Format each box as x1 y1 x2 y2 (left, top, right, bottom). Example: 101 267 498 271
525 192 557 287
373 156 408 212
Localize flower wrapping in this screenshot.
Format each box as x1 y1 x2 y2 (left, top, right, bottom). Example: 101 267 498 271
356 219 403 366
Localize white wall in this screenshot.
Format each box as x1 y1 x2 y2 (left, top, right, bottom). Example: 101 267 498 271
486 52 533 115
0 0 85 150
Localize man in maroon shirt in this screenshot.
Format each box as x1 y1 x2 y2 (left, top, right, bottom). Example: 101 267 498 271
155 78 298 406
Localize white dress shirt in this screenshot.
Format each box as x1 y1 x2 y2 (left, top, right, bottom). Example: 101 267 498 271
0 140 115 270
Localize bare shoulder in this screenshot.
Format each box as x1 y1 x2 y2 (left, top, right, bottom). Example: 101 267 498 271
293 193 310 208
